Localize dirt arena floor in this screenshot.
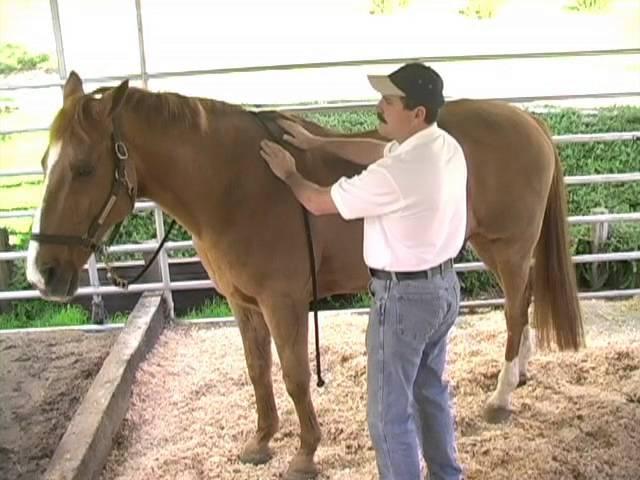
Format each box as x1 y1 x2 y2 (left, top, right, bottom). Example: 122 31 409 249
102 298 640 480
0 328 118 480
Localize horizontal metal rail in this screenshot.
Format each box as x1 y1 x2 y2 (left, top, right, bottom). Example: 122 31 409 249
3 170 640 188
555 132 640 144
454 251 640 272
4 170 640 189
564 172 640 185
2 211 639 262
459 288 640 308
3 98 640 136
567 212 640 224
2 243 639 266
2 47 639 92
2 209 639 238
2 130 638 179
1 277 637 303
260 92 640 113
1 200 156 219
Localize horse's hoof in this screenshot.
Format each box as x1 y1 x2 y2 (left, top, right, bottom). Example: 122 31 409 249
283 468 319 480
239 444 273 465
284 457 319 480
483 404 513 424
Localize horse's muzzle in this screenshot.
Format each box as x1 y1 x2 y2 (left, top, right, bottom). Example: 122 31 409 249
36 264 79 302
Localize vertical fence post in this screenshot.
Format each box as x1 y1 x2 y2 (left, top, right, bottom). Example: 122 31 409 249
134 0 148 89
0 228 12 314
590 207 610 289
87 254 107 324
49 0 67 80
154 207 174 318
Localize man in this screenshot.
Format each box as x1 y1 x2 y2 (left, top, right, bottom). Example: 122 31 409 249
260 63 466 480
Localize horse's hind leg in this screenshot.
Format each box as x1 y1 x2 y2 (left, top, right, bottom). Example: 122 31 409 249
470 235 533 423
262 297 321 480
517 315 533 387
229 301 280 465
485 246 533 423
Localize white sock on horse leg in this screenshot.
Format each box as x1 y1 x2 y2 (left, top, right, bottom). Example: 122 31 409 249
518 325 533 379
488 360 519 409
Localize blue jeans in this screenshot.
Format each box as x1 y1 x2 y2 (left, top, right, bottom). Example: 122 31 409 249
367 269 463 480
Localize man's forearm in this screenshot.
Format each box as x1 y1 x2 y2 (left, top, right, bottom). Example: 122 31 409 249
283 172 338 216
317 137 386 166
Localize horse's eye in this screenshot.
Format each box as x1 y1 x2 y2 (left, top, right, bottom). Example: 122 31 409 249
72 164 95 178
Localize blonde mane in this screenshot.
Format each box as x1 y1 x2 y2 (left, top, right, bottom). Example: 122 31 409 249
51 85 246 141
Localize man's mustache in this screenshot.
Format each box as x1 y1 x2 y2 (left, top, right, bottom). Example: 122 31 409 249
377 112 386 124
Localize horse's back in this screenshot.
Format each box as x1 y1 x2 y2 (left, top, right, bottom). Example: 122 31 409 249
252 111 370 296
252 103 558 295
439 99 557 239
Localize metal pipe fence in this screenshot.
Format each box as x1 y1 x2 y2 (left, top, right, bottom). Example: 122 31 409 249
1 167 638 306
0 1 638 313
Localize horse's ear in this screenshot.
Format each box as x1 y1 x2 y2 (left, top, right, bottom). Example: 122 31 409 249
108 79 129 117
63 71 84 102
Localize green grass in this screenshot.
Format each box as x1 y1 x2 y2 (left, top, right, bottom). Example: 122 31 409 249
180 297 233 319
0 300 90 329
369 0 412 15
177 291 372 321
316 292 372 310
0 131 47 236
565 0 614 13
0 299 131 329
0 43 54 75
459 0 506 19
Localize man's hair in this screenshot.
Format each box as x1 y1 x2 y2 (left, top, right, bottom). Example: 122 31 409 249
400 96 440 125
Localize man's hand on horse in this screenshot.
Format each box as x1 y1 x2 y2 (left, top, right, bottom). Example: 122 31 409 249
260 140 297 181
278 119 321 150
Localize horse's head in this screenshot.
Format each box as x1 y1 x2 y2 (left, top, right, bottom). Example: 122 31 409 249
26 72 137 301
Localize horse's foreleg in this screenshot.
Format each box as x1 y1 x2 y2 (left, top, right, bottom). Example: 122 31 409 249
229 301 280 465
262 298 321 480
485 255 533 423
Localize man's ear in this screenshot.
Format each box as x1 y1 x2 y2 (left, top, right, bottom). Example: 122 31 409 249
63 71 84 102
414 105 427 123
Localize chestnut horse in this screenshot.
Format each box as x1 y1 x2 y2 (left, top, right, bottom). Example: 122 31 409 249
26 72 583 479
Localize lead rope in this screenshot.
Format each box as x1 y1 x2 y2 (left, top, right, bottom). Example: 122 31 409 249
102 219 176 289
253 111 325 388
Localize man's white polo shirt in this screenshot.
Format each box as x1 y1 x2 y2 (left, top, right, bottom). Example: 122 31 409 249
330 123 467 272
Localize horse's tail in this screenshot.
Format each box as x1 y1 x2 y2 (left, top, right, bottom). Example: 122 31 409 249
531 115 585 351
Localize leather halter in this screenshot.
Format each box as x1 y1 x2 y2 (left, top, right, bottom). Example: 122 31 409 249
29 119 176 290
31 119 136 253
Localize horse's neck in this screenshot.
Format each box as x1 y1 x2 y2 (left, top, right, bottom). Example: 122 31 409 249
123 107 264 238
124 111 215 237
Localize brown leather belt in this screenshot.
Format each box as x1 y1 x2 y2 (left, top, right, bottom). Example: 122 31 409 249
369 258 454 282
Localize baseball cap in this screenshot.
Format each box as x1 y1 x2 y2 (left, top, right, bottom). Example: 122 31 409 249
368 63 445 110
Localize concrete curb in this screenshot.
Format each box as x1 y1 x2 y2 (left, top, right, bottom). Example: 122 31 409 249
44 292 168 480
